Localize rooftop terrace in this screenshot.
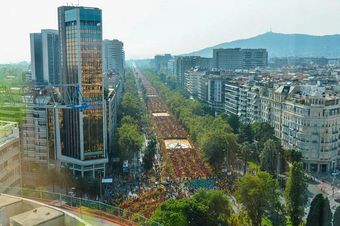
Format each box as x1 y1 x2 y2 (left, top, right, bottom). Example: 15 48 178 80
0 120 19 146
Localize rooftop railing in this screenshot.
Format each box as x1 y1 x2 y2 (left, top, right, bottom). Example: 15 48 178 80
0 186 162 226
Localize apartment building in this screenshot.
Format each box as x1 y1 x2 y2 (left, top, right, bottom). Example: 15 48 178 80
0 121 21 191
280 87 339 173
174 56 212 87
21 107 49 166
207 74 228 113
184 68 206 97
225 83 260 123
154 54 172 72
185 69 229 113
225 82 340 172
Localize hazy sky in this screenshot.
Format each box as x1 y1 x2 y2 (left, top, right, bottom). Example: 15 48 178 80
1 0 340 63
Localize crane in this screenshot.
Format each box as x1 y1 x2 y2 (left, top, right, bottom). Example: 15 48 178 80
0 84 88 111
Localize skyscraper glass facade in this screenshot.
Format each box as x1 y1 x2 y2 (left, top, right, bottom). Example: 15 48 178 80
30 30 59 85
58 6 105 163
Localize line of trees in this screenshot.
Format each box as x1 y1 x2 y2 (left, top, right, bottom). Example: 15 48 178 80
144 69 339 226
151 190 233 226
116 69 144 163
143 70 239 172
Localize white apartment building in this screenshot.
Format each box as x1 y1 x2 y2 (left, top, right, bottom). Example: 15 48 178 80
207 75 226 113
185 68 230 113
280 87 339 173
184 69 205 97
0 121 21 191
225 83 260 123
225 83 239 115
225 83 340 172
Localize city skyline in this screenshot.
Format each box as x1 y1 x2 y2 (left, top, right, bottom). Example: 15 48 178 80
2 0 340 63
0 2 339 225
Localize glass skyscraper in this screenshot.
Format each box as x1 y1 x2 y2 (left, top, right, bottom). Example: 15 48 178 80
57 6 107 177
30 30 59 84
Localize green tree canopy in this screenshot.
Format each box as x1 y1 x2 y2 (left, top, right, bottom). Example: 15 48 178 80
143 136 157 172
238 142 258 174
224 113 240 133
151 190 233 226
120 115 138 126
235 171 283 226
117 123 144 161
333 206 340 226
251 122 275 147
239 123 253 144
259 139 283 175
284 149 303 163
200 130 238 171
121 92 141 119
306 194 332 226
285 162 308 226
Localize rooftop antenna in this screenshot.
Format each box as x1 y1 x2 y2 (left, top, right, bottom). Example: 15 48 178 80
269 25 272 33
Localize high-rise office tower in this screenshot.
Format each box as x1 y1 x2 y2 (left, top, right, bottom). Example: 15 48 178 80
102 39 125 77
174 56 211 87
213 48 268 70
58 6 107 177
213 48 243 70
30 30 59 84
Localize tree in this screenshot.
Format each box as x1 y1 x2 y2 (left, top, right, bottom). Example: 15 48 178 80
306 194 332 226
333 206 340 226
238 142 255 174
201 131 238 171
151 190 233 226
251 122 275 148
189 190 233 226
285 162 308 226
235 171 283 226
284 149 303 163
239 123 253 143
143 136 157 172
322 198 332 226
121 92 141 119
260 139 282 175
225 114 240 133
120 115 138 126
151 199 188 226
117 123 144 161
231 210 251 226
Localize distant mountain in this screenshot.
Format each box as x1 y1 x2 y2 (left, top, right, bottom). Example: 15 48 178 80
186 32 340 58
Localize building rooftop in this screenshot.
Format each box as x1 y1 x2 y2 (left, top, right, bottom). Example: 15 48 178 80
0 194 21 208
10 206 64 226
0 121 19 147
